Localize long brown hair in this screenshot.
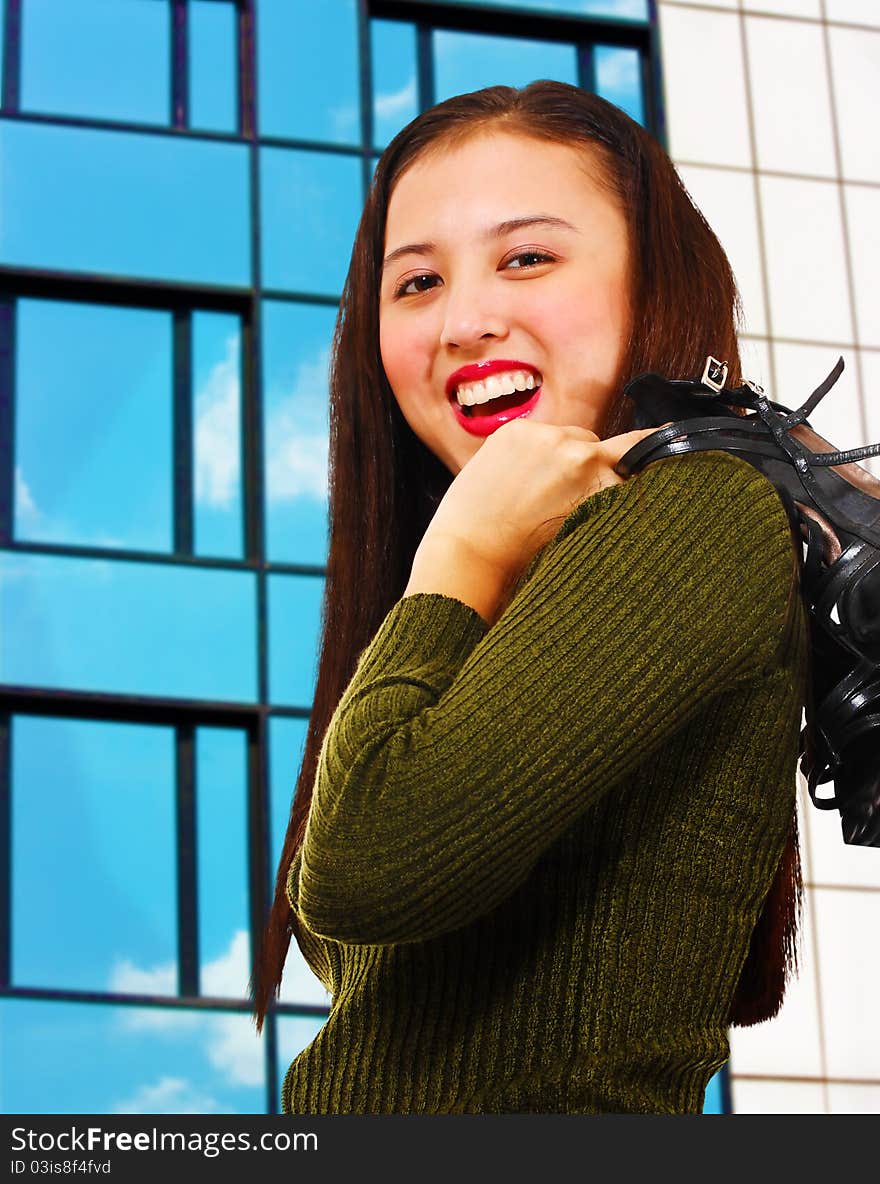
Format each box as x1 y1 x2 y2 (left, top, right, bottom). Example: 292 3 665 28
251 80 802 1033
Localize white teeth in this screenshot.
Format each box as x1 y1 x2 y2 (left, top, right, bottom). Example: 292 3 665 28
455 369 541 407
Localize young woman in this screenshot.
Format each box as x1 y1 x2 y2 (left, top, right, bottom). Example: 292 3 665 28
252 81 812 1114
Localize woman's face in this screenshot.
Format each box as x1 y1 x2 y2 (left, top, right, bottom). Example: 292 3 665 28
379 129 631 474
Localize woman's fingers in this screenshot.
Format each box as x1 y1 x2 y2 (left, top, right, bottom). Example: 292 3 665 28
600 426 662 460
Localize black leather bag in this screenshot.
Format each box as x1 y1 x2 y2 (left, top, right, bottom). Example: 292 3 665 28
615 356 880 849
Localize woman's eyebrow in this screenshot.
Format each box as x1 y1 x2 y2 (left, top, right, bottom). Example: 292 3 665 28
381 215 578 272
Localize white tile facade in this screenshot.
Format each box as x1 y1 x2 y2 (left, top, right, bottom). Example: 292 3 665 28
659 0 880 1113
659 6 753 167
823 0 880 28
676 164 769 334
759 174 853 342
845 183 880 347
732 1079 827 1113
743 0 821 17
745 16 837 176
827 26 880 182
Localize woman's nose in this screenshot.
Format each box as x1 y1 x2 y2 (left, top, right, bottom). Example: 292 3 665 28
438 284 509 350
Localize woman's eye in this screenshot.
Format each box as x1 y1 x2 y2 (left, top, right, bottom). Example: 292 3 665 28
395 273 440 298
504 250 555 271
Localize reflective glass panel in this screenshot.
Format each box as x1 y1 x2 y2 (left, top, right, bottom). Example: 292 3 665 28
190 0 238 134
595 44 644 125
371 19 418 150
197 727 250 998
434 30 578 103
0 552 257 703
260 148 363 295
270 717 332 1007
269 715 308 878
12 716 177 993
262 301 332 565
21 0 170 125
15 298 172 552
279 936 333 1009
267 574 323 707
0 121 250 285
276 1015 330 1084
441 0 648 17
0 999 266 1114
258 0 360 145
193 311 244 560
704 1069 724 1115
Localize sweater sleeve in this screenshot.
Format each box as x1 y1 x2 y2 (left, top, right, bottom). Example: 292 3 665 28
290 450 799 947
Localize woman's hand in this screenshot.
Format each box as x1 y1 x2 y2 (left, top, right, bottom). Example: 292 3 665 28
403 419 660 625
424 419 659 576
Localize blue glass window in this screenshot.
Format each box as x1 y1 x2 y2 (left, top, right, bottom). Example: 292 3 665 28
440 0 648 18
262 300 333 565
276 1015 329 1083
1 0 664 1122
371 20 418 150
0 121 249 286
258 0 360 145
269 716 308 877
268 574 323 707
0 999 266 1114
14 299 172 552
189 0 238 134
21 0 170 125
193 312 244 560
704 1069 724 1114
196 727 250 998
12 717 177 994
268 716 333 1007
0 552 257 703
260 148 363 295
434 30 578 103
595 44 644 125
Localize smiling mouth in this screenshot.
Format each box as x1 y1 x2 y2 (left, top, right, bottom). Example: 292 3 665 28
456 387 540 417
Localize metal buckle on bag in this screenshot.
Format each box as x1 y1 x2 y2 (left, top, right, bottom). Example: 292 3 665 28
701 355 729 392
744 377 764 395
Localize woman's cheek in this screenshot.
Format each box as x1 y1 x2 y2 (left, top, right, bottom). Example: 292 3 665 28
556 300 625 375
381 320 426 405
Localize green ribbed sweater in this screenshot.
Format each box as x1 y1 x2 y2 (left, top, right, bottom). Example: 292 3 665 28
282 450 809 1115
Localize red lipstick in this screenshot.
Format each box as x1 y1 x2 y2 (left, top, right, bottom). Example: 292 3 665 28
446 360 543 437
445 359 541 397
